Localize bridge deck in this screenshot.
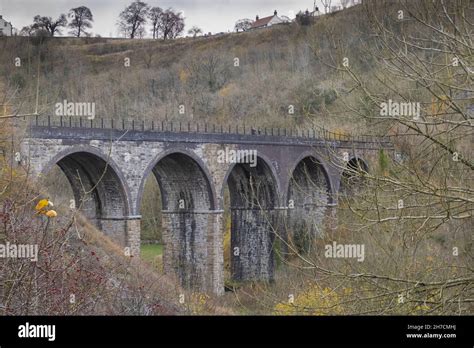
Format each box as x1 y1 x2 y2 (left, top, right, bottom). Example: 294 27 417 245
28 116 394 149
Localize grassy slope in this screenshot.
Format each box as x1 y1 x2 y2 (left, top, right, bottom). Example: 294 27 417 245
1 4 373 135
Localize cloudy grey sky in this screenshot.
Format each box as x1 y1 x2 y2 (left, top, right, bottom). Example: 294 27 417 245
0 0 342 37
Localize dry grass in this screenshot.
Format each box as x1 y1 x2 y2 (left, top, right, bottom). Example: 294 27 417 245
0 7 371 135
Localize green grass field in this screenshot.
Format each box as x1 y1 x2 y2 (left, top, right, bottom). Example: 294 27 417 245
140 244 163 270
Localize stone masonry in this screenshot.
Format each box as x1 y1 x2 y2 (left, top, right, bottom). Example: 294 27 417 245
20 119 394 295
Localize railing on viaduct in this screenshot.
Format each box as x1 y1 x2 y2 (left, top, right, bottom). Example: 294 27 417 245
31 115 392 145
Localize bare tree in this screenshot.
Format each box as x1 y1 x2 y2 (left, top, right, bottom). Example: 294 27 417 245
296 10 312 26
20 25 38 36
188 26 202 38
156 8 185 40
32 14 67 37
234 18 253 32
184 52 230 92
148 6 163 39
118 1 149 39
68 6 93 37
321 0 332 13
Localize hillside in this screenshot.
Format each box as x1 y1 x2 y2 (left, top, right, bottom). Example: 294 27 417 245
0 4 376 136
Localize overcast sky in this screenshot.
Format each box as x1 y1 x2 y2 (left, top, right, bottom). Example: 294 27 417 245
0 0 344 37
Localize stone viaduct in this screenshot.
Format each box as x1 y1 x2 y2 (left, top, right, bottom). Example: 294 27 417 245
20 116 394 295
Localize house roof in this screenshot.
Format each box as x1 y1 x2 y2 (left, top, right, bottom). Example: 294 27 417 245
0 16 12 24
251 15 275 29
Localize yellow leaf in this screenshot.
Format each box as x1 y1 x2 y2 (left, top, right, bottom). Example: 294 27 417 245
35 199 50 212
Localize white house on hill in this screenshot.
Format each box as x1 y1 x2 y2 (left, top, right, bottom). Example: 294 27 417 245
0 15 13 36
250 10 284 30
